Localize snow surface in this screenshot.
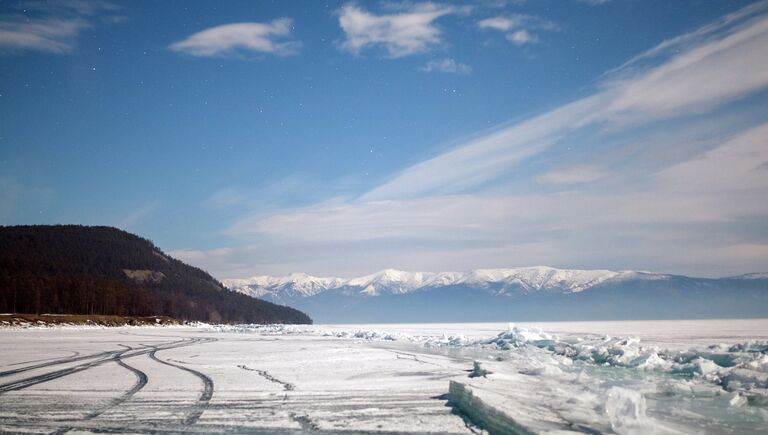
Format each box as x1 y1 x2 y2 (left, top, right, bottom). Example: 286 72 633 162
225 266 659 298
1 319 767 433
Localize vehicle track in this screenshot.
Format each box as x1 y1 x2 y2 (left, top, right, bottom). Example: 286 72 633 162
5 350 80 368
49 345 149 435
0 337 212 394
149 348 214 425
1 335 217 431
85 345 149 419
0 337 193 378
0 349 126 378
0 353 118 394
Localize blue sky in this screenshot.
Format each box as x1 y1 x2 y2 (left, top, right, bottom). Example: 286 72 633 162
2 0 768 278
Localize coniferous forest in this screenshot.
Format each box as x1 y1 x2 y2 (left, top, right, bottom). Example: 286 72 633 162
0 225 311 324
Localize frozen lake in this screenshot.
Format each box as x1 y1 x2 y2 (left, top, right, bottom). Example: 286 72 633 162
1 319 767 433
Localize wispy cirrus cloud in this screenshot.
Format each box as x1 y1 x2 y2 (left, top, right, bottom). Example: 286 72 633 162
115 201 160 230
183 2 768 279
337 3 456 58
233 124 768 242
0 177 53 221
368 3 768 200
534 165 611 185
0 17 88 53
420 57 472 74
214 122 768 278
205 188 250 209
169 18 300 58
600 8 768 122
0 0 118 54
361 94 605 200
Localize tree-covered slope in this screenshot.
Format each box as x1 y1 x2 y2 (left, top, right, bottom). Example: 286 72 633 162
0 225 311 324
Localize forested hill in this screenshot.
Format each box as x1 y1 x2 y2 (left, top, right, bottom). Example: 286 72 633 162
0 225 311 324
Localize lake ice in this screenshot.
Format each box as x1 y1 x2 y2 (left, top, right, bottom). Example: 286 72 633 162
1 319 767 433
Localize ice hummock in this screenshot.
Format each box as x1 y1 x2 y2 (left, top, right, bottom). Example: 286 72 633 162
205 321 768 433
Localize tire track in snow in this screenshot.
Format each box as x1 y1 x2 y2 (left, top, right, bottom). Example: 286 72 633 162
5 350 80 368
0 336 217 431
0 355 116 393
0 349 123 378
83 345 149 419
148 348 214 425
0 337 212 394
0 336 194 378
49 345 150 435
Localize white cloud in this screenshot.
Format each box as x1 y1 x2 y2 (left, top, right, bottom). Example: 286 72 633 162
601 11 768 122
655 122 768 194
115 201 159 230
360 94 606 200
0 17 88 53
478 16 524 32
169 18 300 57
217 124 768 276
364 6 768 200
535 165 610 184
202 135 768 276
420 58 472 74
188 3 768 279
0 0 124 54
337 3 455 58
0 0 120 54
229 121 768 245
478 13 556 45
507 29 535 45
169 247 257 279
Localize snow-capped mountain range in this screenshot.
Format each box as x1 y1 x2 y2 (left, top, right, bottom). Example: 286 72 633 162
223 267 768 323
224 266 665 299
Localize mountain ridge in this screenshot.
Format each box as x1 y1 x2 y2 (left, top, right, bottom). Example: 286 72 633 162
225 266 688 298
224 266 768 323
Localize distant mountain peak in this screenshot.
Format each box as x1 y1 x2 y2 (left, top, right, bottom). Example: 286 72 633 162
222 266 768 323
224 267 768 304
223 266 668 300
728 272 768 280
219 266 768 323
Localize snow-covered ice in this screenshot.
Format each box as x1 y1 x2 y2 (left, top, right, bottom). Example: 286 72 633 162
1 319 767 433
